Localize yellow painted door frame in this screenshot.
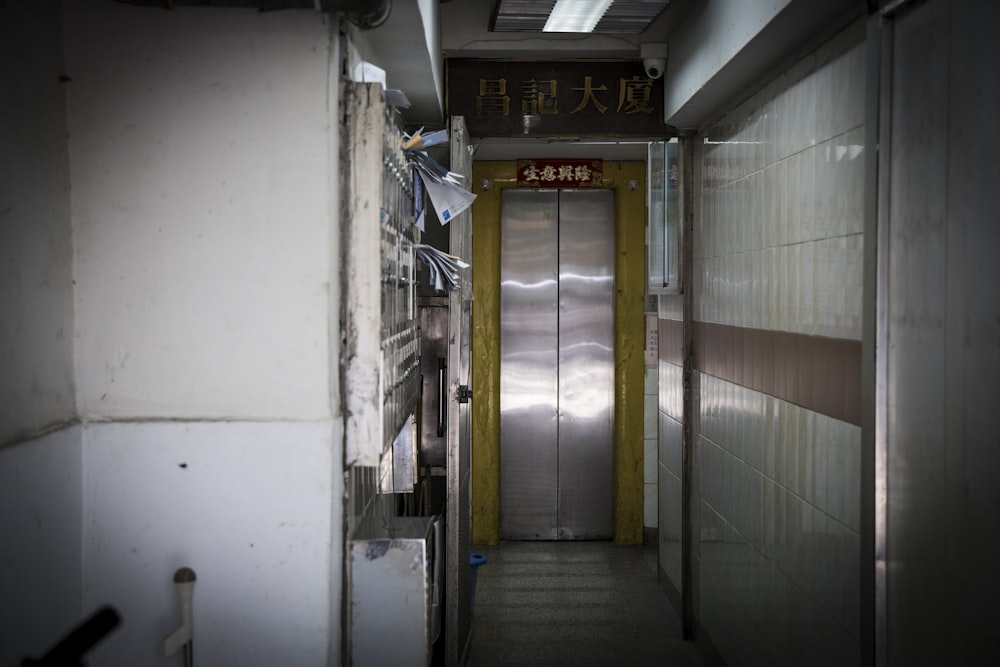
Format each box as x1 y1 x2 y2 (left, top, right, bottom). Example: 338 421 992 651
470 160 645 545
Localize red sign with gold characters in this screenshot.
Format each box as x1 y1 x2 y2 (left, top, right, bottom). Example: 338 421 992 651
516 159 603 188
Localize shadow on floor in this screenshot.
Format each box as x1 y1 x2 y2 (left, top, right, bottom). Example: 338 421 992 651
466 541 704 667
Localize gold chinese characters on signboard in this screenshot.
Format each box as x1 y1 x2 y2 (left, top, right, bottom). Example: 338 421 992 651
448 60 672 138
516 159 603 187
476 76 653 116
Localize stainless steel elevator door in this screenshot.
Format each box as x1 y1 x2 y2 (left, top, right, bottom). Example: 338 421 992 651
500 188 615 540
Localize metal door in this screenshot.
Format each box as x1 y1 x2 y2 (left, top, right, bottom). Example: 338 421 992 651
500 188 615 540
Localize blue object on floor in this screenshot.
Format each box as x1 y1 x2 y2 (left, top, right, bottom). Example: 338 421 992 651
470 553 487 613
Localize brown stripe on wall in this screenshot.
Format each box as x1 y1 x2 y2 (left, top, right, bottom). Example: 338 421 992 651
659 318 683 366
693 321 862 426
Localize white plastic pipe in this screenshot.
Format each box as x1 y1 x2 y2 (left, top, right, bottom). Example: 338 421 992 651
163 567 196 666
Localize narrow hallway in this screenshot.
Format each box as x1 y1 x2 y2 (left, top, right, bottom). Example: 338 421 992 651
3 2 999 665
466 541 703 666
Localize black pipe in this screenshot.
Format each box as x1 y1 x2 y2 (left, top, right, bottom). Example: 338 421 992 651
22 606 122 667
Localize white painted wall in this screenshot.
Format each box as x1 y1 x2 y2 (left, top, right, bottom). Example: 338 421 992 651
64 2 334 421
57 5 344 665
351 0 444 125
665 0 792 125
0 426 83 666
82 421 336 667
0 0 76 445
0 6 82 660
418 0 444 118
664 0 859 128
0 2 345 665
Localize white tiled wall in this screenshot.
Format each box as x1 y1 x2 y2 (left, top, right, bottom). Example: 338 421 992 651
657 295 684 586
696 374 861 652
643 367 658 529
683 19 867 666
693 22 865 341
658 356 683 587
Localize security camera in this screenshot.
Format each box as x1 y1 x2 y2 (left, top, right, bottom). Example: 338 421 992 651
640 43 667 80
643 57 666 80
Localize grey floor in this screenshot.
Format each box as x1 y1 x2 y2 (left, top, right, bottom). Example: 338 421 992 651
465 541 704 667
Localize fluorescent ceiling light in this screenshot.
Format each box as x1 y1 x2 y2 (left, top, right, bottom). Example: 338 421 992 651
543 0 615 33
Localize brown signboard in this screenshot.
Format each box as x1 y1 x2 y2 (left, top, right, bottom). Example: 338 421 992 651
446 59 673 138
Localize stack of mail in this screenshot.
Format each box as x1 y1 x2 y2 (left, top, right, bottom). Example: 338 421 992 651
414 243 470 293
402 127 449 151
404 132 477 229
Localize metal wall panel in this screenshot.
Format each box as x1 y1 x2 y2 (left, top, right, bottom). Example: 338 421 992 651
350 517 435 666
882 2 1000 664
500 189 560 539
557 189 615 538
500 188 614 540
885 3 949 664
447 116 474 666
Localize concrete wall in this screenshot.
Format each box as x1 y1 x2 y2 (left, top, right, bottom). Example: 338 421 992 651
0 0 76 446
665 0 793 123
1 2 344 665
81 421 336 666
65 4 341 665
66 3 333 421
0 3 82 662
0 427 83 664
417 0 444 118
